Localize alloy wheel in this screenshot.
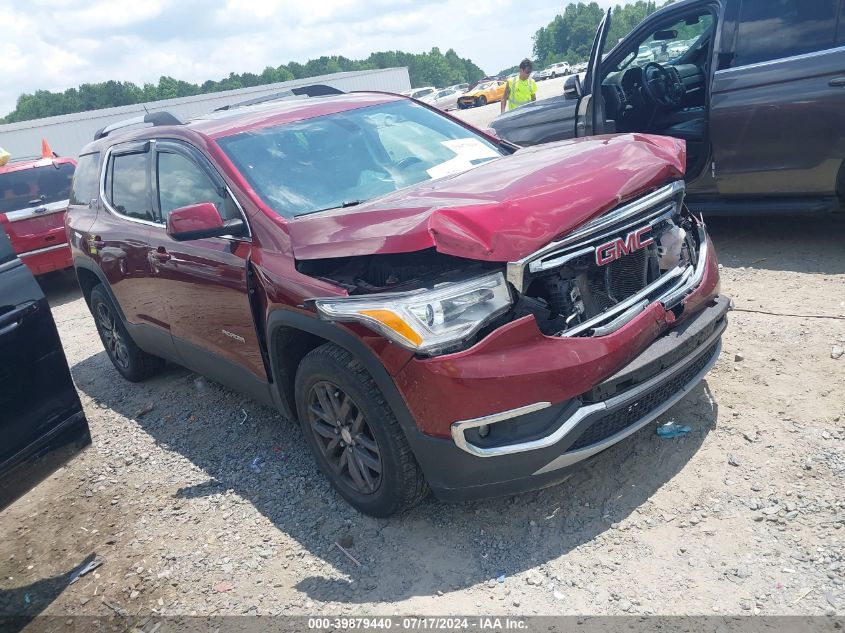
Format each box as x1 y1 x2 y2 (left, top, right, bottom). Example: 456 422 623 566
306 380 383 495
96 302 130 371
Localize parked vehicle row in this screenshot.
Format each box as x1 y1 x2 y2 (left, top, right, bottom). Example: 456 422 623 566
491 0 845 216
64 87 727 516
535 61 571 80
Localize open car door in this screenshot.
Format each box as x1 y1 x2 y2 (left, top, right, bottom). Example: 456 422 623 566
0 226 90 511
576 8 612 137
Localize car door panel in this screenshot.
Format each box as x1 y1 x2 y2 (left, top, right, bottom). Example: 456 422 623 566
711 47 845 196
148 141 267 384
0 227 90 510
150 234 265 378
710 0 844 197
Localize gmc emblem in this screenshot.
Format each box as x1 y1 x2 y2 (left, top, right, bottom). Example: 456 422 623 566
595 225 654 266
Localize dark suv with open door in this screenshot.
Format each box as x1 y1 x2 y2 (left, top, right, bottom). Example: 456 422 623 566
0 226 90 511
491 0 845 216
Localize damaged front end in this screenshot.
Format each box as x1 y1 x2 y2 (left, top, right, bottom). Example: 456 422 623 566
302 180 707 358
299 251 511 356
508 180 707 338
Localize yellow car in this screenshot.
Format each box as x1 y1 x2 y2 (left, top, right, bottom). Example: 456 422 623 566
457 80 507 109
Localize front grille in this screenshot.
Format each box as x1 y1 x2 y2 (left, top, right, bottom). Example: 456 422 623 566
513 182 698 337
565 342 718 452
588 247 649 310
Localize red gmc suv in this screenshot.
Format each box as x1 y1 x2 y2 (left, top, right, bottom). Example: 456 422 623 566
1 142 76 275
67 88 729 516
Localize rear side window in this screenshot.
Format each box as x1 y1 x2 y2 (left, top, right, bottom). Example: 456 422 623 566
0 163 75 214
734 0 839 67
69 153 100 206
107 152 152 221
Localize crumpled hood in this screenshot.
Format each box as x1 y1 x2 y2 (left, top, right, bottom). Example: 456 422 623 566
288 133 685 263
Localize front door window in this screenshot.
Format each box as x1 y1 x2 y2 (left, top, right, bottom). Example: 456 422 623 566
156 151 239 222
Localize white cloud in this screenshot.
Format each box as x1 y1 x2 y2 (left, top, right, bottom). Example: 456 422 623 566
1 0 633 116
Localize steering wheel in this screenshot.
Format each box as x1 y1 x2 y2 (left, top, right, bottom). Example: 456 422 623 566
640 62 683 108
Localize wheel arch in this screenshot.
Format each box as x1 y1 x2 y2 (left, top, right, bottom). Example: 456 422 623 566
266 310 418 439
73 257 126 322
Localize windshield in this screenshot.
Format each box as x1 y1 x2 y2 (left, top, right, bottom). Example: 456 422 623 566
0 162 75 214
217 100 504 218
609 12 714 73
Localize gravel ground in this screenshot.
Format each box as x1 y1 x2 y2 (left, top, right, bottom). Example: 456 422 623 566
1 216 843 622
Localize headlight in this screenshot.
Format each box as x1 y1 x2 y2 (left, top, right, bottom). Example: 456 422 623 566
314 272 512 354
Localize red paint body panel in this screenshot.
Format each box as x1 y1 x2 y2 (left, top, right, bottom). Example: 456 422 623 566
18 244 73 276
287 134 685 262
394 238 720 438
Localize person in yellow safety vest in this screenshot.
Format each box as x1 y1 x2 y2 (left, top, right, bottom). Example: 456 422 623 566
501 59 538 113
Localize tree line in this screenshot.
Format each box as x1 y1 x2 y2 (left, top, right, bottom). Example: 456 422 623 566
1 47 485 124
532 1 669 68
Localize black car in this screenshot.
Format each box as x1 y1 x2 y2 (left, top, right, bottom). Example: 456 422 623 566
0 226 90 510
491 0 845 216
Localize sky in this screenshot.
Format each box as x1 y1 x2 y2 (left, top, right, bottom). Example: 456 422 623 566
1 0 622 116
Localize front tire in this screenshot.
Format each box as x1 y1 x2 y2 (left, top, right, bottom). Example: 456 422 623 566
295 343 428 516
90 284 165 382
477 96 487 107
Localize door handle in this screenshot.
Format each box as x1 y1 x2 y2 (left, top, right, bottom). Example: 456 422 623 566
829 77 845 87
153 248 171 262
0 301 38 335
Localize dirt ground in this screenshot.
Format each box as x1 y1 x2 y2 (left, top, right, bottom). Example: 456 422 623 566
0 215 843 625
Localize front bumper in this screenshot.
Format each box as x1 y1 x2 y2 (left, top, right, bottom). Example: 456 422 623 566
407 294 729 501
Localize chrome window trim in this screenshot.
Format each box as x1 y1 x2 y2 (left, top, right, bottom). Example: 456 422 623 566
99 143 252 241
4 200 70 222
506 181 685 291
18 242 68 258
99 145 162 228
451 323 723 458
714 44 845 76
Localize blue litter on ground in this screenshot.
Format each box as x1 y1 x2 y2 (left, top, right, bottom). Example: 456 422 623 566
656 422 691 439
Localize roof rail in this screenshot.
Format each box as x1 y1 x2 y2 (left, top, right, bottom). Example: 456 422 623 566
93 111 183 141
214 84 344 112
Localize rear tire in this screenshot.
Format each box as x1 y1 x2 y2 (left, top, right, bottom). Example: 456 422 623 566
90 284 165 382
295 343 429 517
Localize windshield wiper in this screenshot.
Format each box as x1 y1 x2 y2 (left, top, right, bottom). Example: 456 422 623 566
299 200 368 216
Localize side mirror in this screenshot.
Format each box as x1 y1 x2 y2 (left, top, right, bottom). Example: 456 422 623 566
563 74 582 100
166 202 245 241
